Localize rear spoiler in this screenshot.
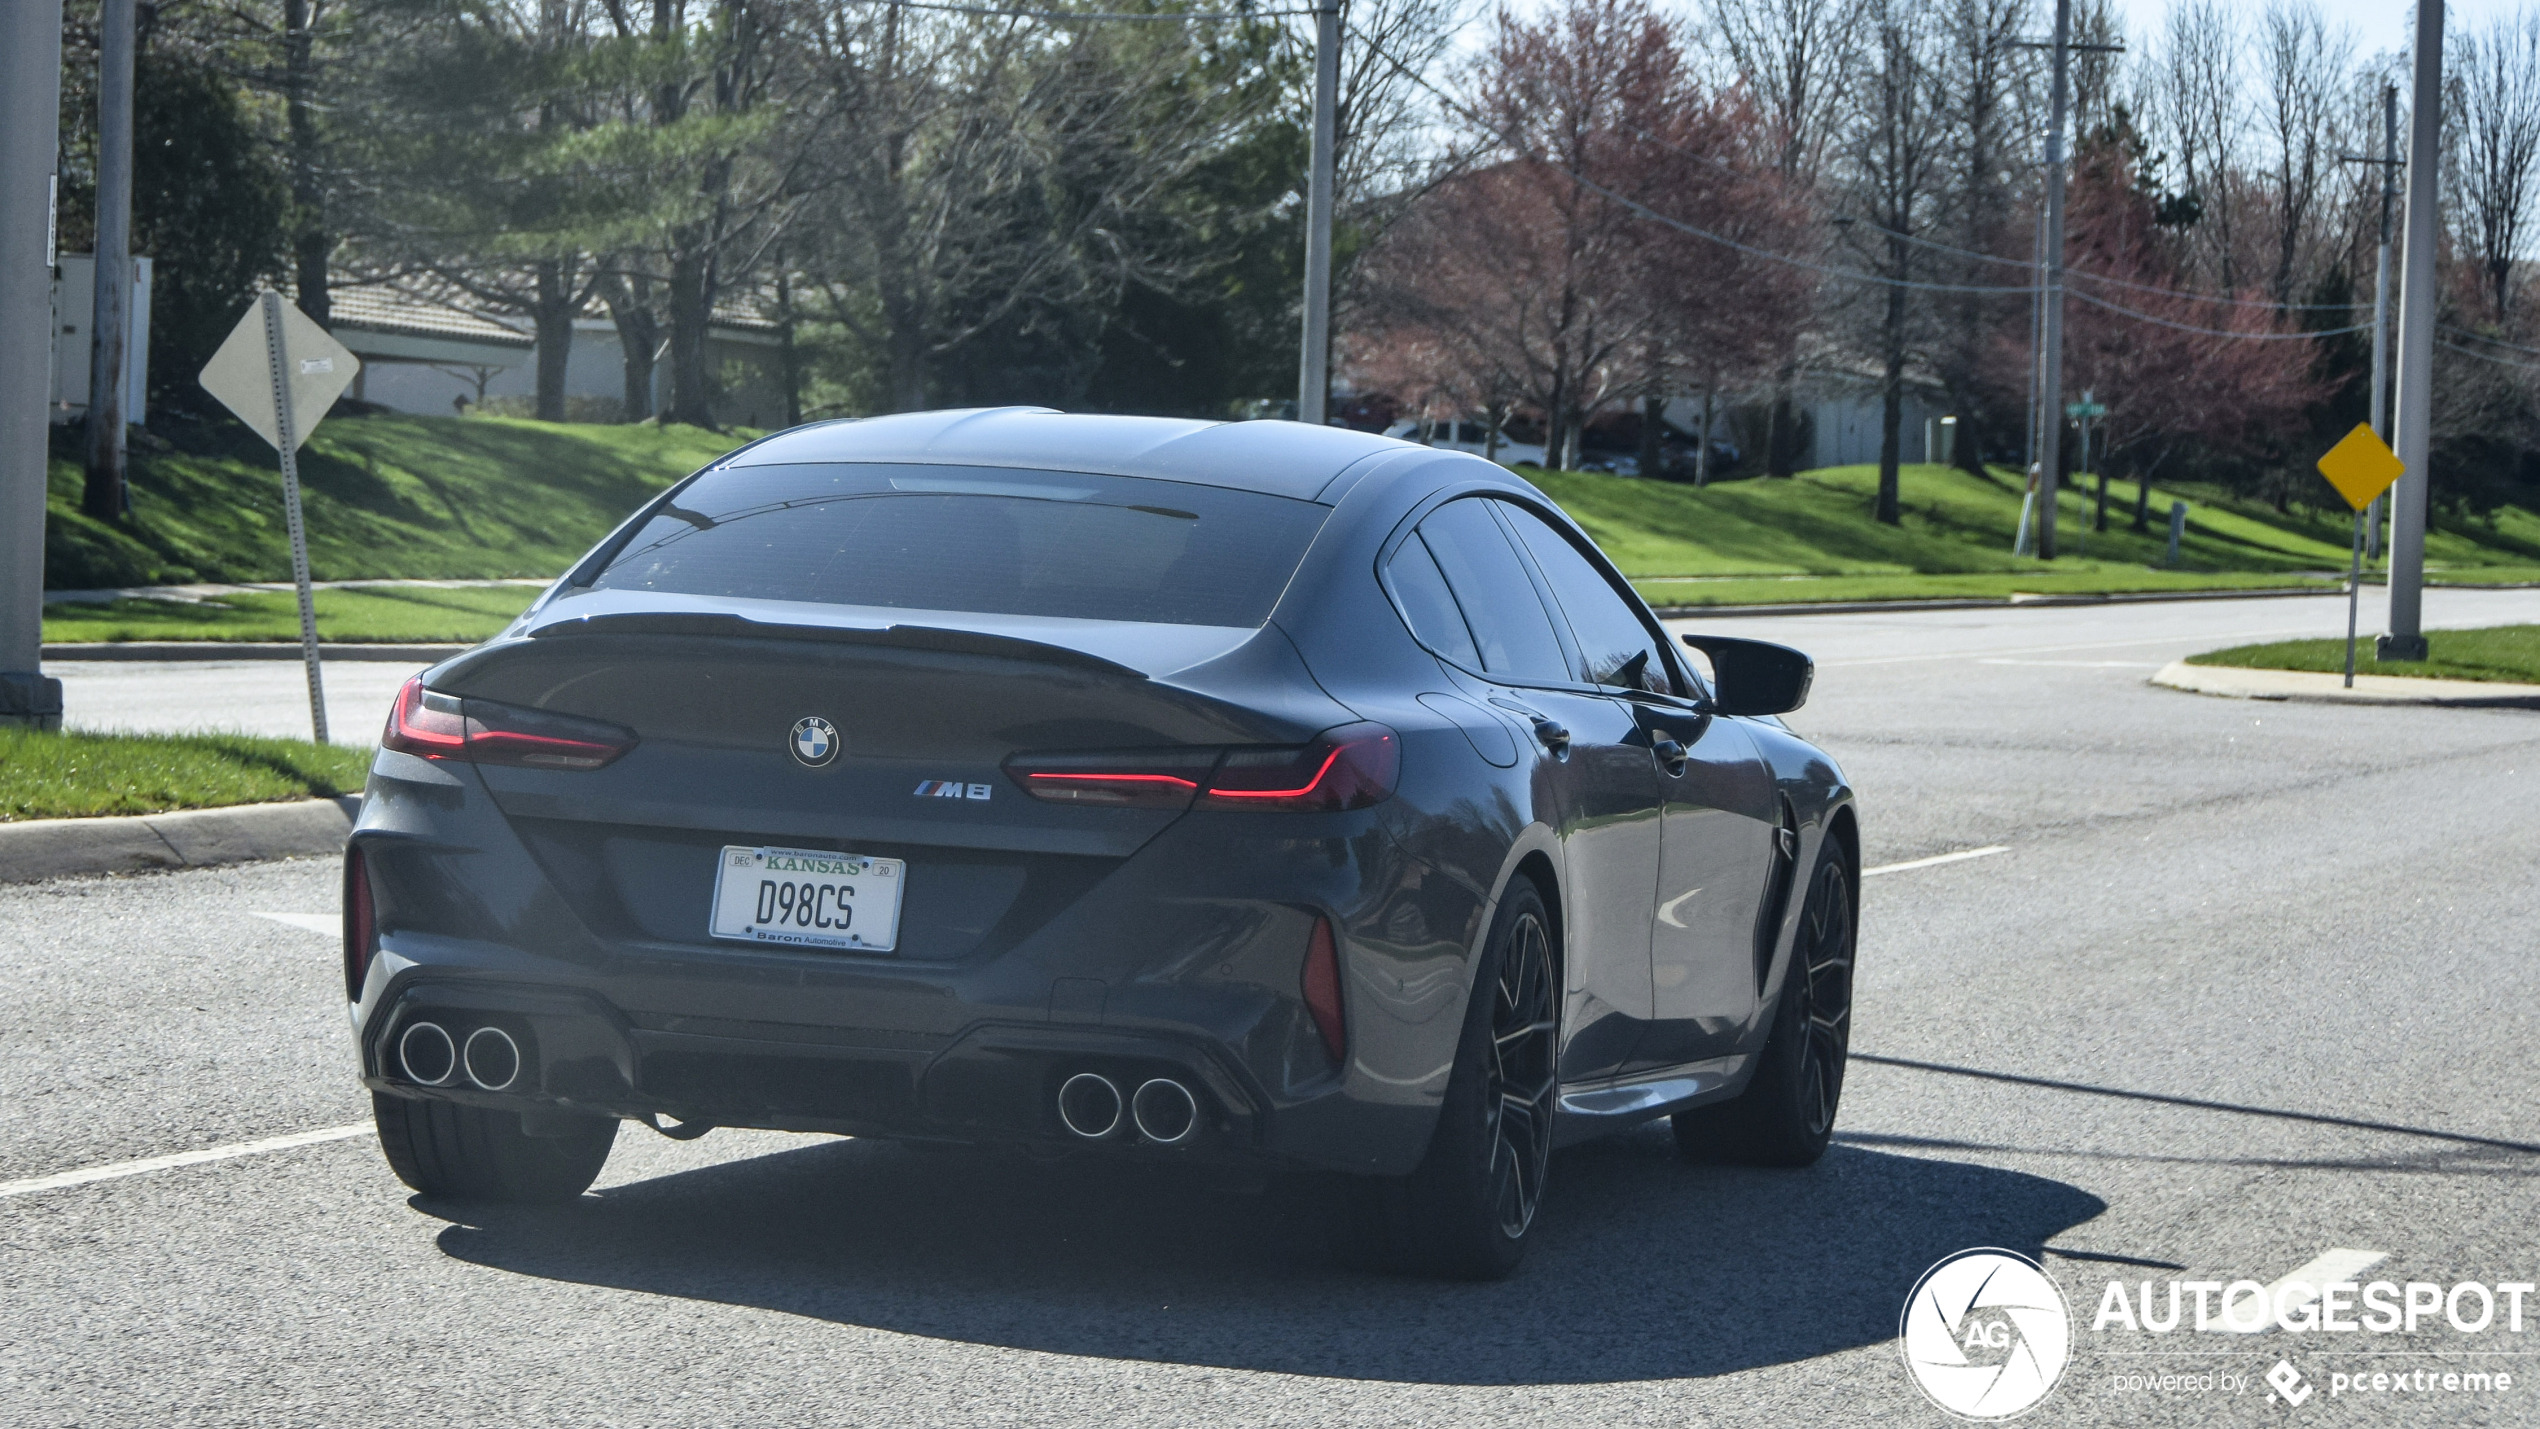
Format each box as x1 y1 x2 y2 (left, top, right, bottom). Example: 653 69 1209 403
523 611 1149 680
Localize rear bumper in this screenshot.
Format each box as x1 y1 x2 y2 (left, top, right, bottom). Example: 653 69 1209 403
358 968 1313 1159
347 751 1489 1176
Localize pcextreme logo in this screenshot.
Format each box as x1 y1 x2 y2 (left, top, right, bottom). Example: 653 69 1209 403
1903 1247 2533 1418
1901 1249 2073 1420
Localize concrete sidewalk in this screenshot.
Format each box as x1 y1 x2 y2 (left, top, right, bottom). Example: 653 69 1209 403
2152 659 2540 708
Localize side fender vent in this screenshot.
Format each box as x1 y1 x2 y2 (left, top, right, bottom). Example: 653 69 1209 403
1751 797 1803 994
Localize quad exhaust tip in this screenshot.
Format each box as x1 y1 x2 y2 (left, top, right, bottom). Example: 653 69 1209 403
1131 1078 1198 1145
397 1021 457 1087
463 1026 522 1092
1056 1072 1123 1139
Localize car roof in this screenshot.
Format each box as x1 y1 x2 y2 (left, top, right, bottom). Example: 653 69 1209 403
720 407 1413 501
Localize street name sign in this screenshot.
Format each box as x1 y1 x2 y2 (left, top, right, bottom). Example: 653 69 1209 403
198 292 360 741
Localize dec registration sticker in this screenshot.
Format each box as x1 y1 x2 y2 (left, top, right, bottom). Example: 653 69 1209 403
709 846 904 952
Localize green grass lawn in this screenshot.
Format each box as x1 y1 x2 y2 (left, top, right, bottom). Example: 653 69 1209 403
43 584 541 644
47 411 751 589
1530 462 2540 584
2187 624 2540 684
0 728 373 820
46 413 2540 619
1637 569 2337 608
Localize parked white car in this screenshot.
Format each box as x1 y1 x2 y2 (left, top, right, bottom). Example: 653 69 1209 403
1384 417 1548 469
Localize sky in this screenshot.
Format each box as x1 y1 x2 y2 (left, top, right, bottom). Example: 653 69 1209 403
2102 0 2523 60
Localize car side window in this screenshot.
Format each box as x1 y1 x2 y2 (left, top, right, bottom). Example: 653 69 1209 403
1413 498 1571 684
1384 533 1484 670
1498 502 1673 694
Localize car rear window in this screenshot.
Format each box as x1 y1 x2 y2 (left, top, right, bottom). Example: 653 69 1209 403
583 463 1331 627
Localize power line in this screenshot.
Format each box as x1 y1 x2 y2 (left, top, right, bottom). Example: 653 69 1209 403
2438 336 2540 370
2439 325 2540 358
1618 123 2364 313
843 0 1309 21
2067 286 2367 339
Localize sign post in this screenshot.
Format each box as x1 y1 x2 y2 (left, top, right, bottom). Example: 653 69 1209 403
2316 423 2407 688
198 292 358 741
2064 393 2106 556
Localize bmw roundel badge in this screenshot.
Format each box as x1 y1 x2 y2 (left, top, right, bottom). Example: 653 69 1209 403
790 716 840 767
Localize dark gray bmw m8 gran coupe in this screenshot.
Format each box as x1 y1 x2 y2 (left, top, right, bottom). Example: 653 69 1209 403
345 407 1858 1277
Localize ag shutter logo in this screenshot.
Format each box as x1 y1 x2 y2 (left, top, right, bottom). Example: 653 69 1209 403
790 716 839 768
1902 1248 2072 1420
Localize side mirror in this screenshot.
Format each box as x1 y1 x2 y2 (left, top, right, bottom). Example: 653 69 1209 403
1680 634 1813 716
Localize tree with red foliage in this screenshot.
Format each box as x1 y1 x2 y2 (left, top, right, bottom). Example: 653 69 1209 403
1352 0 1805 472
2024 127 2324 530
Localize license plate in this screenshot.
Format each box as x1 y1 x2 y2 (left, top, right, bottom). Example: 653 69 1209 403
709 845 904 952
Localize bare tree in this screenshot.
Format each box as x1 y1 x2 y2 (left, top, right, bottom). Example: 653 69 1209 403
1702 0 1858 475
2452 8 2540 323
2255 1 2351 309
2146 0 2246 292
1929 0 2033 474
794 5 1282 411
1839 0 1948 524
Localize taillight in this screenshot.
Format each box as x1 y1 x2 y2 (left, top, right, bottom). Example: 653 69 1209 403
1005 747 1220 811
1302 915 1345 1063
1196 723 1398 812
380 675 635 770
1005 723 1399 813
343 845 377 1003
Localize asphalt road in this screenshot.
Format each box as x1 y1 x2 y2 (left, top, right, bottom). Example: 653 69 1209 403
7 590 2539 1427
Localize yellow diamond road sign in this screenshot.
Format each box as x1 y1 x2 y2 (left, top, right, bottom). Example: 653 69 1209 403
2316 423 2405 512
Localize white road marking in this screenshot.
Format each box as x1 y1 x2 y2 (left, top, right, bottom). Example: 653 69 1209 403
1862 846 2010 878
1976 658 2167 668
2261 1248 2391 1320
0 1123 374 1201
253 912 339 936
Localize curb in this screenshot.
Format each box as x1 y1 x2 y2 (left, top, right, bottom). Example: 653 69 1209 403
2150 659 2540 709
42 643 468 663
0 797 357 885
1650 585 2340 619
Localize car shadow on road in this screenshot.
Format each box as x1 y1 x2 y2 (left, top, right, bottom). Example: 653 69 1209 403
429 1124 2102 1386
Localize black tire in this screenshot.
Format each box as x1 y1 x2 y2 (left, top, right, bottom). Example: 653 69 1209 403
373 1092 618 1204
1672 841 1855 1168
1372 878 1560 1280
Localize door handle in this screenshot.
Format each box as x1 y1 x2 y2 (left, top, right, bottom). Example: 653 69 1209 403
1532 719 1571 757
1651 737 1688 776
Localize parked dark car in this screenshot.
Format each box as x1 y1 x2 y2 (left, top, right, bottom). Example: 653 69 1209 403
344 407 1858 1278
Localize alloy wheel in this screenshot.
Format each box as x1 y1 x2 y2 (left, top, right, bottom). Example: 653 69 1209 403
1796 861 1855 1138
1485 910 1558 1239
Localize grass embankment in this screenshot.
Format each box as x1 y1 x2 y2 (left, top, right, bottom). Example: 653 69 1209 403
2188 625 2540 685
1524 463 2540 607
44 584 541 645
47 411 749 589
0 728 372 821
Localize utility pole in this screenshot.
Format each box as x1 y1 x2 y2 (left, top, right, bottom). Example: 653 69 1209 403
84 0 137 522
2382 1 2441 662
2342 85 2400 562
1 0 67 729
2035 0 2072 560
1296 0 1340 426
2005 11 2120 560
